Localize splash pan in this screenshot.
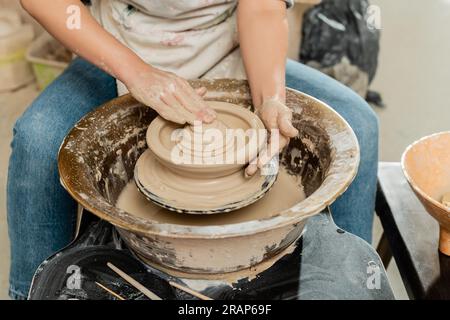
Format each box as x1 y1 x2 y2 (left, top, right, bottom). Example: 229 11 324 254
58 80 360 275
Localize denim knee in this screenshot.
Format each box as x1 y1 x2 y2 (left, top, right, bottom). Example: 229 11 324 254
12 103 68 164
344 95 379 161
286 60 379 153
8 102 78 299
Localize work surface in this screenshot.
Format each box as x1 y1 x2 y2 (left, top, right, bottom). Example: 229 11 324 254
29 212 393 300
376 162 450 299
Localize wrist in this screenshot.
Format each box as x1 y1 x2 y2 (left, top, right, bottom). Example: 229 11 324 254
254 92 286 110
116 57 152 87
261 94 286 105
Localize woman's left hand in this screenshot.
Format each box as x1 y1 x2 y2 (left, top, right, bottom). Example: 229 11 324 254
246 99 299 177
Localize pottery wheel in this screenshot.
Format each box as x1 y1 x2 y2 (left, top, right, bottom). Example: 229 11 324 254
134 101 278 214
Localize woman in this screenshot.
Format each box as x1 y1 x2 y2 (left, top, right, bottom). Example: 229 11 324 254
8 0 378 299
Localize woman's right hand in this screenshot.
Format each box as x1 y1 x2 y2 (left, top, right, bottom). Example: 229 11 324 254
20 0 215 126
125 64 217 125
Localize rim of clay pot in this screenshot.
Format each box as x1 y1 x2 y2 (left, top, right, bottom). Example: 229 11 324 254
401 131 450 213
147 101 267 172
134 149 278 214
58 85 360 239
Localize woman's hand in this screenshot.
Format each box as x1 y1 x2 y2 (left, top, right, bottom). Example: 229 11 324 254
20 0 215 126
238 0 294 176
125 64 216 125
246 98 298 177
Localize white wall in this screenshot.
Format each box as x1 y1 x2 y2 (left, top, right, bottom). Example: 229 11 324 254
371 0 450 161
0 0 43 35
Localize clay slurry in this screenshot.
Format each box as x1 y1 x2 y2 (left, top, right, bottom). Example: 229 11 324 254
117 167 306 226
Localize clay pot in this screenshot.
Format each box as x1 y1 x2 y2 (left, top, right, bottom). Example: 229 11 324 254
402 132 450 256
136 101 274 214
58 80 359 275
146 101 267 179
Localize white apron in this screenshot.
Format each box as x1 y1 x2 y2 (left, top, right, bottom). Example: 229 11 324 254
89 0 292 94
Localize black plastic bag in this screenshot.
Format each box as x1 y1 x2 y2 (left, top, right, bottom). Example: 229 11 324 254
300 0 382 105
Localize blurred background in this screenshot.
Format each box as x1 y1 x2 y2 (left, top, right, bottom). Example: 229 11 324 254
1 0 449 300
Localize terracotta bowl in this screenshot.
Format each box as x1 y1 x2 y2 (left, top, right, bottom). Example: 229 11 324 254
58 80 360 275
402 132 450 256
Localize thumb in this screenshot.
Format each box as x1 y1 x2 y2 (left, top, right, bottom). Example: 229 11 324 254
278 115 299 138
258 134 290 168
196 87 208 97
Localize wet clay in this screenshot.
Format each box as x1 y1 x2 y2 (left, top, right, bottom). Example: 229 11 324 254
135 149 277 212
144 101 266 176
118 167 305 226
134 101 275 213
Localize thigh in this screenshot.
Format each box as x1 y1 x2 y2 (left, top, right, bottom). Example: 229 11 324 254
9 57 118 225
9 57 118 236
286 59 378 137
14 58 118 142
7 58 117 298
299 213 394 300
286 60 379 241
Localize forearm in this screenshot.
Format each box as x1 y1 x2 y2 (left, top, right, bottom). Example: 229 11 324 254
21 0 147 84
237 0 289 108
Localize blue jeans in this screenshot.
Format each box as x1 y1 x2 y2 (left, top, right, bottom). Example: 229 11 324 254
7 58 378 299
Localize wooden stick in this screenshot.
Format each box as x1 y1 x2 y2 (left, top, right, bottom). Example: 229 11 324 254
95 281 126 301
169 281 213 300
107 263 162 300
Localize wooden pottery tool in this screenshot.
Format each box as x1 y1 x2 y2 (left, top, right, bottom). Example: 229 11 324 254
169 281 213 300
95 282 126 301
107 263 162 300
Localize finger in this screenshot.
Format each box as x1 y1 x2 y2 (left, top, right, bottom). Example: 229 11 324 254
181 81 207 106
173 89 207 122
260 108 279 131
175 90 217 124
175 81 217 123
245 154 259 177
245 134 290 177
246 110 281 176
158 108 187 124
196 106 217 124
189 86 216 122
160 92 196 125
278 115 299 138
196 87 208 97
245 163 259 178
149 97 187 125
187 87 217 124
258 135 290 168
